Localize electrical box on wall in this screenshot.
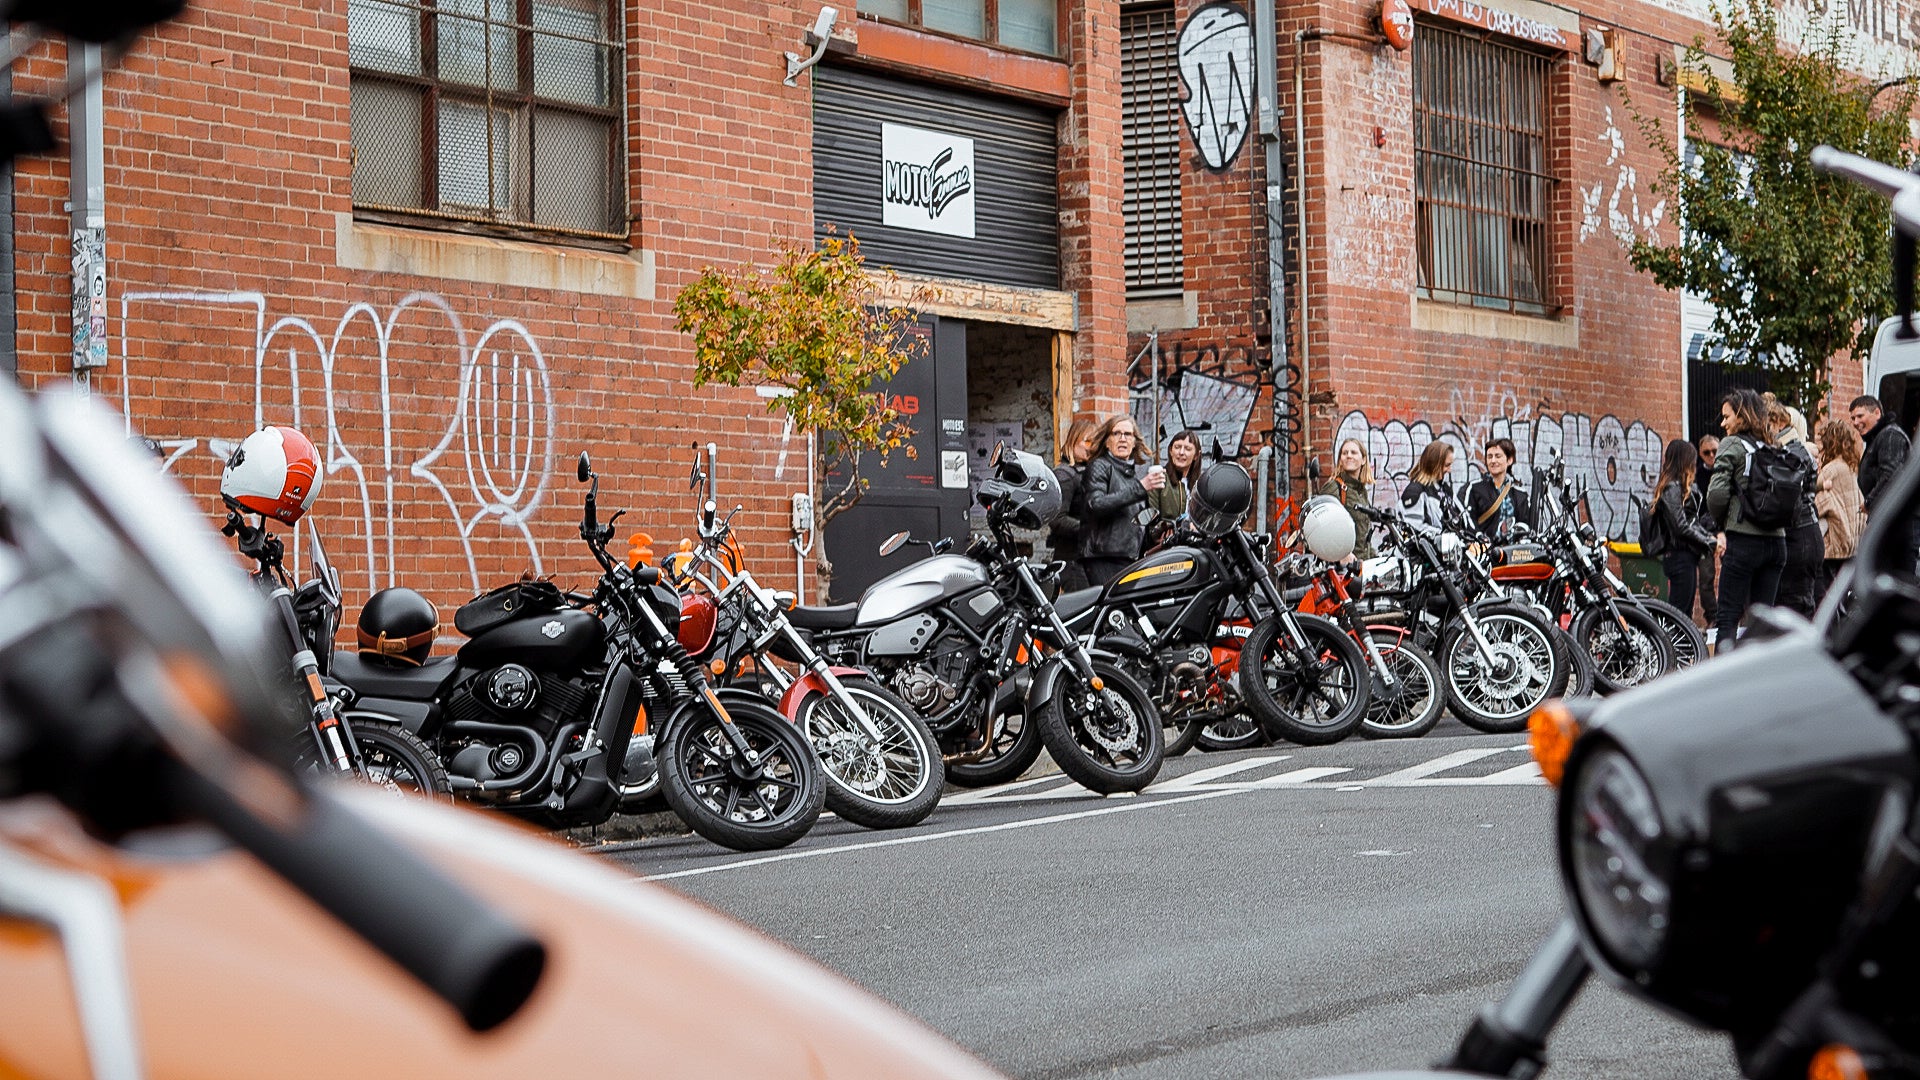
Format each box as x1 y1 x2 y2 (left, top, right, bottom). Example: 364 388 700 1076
1586 27 1625 83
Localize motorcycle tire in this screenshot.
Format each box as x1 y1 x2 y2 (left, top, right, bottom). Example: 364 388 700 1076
1571 603 1674 694
1441 605 1569 733
1638 597 1706 669
1550 623 1598 698
1194 714 1266 752
943 703 1045 788
1163 710 1204 757
796 678 943 830
1239 614 1369 746
1357 633 1444 740
657 697 825 852
1035 660 1164 794
296 721 452 800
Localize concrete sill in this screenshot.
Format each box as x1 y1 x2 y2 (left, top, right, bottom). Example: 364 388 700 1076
336 213 656 300
1413 298 1579 348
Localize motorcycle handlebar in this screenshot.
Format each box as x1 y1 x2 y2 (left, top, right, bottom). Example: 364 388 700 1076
1812 145 1920 239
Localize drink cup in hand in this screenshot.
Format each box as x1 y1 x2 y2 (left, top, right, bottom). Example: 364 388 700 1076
1144 465 1167 491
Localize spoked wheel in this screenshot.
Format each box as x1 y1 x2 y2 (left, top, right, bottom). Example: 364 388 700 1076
1357 633 1444 739
944 703 1044 788
1238 613 1369 745
1571 603 1674 694
297 720 451 800
1036 660 1163 793
658 698 825 851
1549 623 1598 698
1638 598 1706 669
1194 714 1266 752
1442 605 1569 733
797 679 943 830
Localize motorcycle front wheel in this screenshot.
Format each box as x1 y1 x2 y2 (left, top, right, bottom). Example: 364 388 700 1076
1637 597 1706 668
1357 633 1443 740
1036 660 1164 793
297 720 451 800
1239 614 1369 745
658 698 825 852
1442 606 1568 732
1570 603 1674 694
797 678 943 830
1194 714 1266 752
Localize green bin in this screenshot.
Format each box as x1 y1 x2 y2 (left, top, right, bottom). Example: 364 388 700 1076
1608 541 1667 600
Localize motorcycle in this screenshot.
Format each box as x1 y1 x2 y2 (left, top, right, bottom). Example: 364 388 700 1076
802 447 1164 794
663 446 944 830
1284 549 1446 739
1315 143 1920 1080
1354 499 1570 732
325 452 825 852
1489 448 1695 688
1060 461 1370 748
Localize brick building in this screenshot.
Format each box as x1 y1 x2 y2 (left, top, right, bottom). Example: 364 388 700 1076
4 0 1912 619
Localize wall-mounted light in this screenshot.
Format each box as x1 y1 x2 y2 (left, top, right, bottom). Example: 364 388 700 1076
784 6 839 87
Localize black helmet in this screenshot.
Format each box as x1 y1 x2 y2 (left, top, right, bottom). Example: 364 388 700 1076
977 446 1062 529
1189 462 1253 537
357 586 440 666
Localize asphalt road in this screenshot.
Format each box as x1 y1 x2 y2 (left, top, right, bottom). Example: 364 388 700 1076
599 726 1741 1080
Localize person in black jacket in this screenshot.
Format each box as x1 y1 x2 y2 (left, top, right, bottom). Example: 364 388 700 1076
1465 437 1530 540
1048 416 1100 593
1692 434 1720 635
1851 394 1915 574
1078 414 1167 586
1647 438 1717 617
1766 398 1822 618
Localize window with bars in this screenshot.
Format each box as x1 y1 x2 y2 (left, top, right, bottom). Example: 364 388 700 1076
349 0 626 239
1413 22 1556 315
854 0 1060 57
1122 3 1182 296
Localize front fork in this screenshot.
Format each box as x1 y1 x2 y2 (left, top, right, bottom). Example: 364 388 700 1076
1325 572 1397 689
269 586 363 777
1015 561 1106 695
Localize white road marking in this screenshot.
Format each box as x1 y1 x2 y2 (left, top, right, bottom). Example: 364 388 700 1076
643 789 1245 881
1363 747 1510 786
1251 766 1354 786
1149 755 1292 792
939 775 1072 805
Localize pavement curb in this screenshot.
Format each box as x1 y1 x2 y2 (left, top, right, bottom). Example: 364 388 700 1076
564 748 1065 851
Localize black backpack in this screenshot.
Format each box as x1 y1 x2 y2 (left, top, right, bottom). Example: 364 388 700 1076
1732 437 1810 530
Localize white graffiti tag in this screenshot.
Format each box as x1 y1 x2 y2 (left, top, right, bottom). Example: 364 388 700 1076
1177 2 1254 172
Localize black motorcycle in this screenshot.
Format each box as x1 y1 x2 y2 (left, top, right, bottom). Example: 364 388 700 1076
803 447 1164 795
325 453 825 852
1314 143 1920 1080
1058 461 1371 748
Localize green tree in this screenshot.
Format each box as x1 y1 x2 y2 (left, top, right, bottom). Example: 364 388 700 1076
1628 0 1916 408
673 231 930 578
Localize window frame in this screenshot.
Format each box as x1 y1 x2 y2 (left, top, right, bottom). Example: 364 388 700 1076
349 0 630 244
1412 19 1563 317
856 0 1067 59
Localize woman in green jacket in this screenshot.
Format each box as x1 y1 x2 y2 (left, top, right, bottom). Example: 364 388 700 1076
1319 437 1377 562
1704 388 1787 654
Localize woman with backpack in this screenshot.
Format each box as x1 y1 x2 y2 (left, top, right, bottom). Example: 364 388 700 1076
1766 398 1823 618
1706 388 1789 654
1645 438 1718 618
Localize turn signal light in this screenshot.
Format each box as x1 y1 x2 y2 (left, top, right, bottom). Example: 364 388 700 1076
631 704 648 736
1810 1044 1869 1080
710 658 728 677
1089 677 1105 692
1528 700 1580 787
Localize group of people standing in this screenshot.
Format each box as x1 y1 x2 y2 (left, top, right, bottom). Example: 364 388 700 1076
1047 415 1204 590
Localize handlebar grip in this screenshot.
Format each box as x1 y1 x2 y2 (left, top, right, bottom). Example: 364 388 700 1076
701 500 716 532
176 768 546 1032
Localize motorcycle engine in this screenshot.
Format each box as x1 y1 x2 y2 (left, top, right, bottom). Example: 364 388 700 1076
885 636 972 714
441 665 597 789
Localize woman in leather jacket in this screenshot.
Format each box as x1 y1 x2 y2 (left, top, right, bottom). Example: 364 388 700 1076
1079 414 1166 586
1648 438 1717 618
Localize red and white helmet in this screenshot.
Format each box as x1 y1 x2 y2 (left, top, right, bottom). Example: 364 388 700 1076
221 426 321 523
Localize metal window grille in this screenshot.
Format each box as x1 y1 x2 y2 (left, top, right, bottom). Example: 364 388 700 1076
1122 3 1183 295
1413 22 1556 315
349 0 626 239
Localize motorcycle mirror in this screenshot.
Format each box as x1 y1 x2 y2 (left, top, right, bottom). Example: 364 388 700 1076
878 531 910 557
576 452 592 483
1306 458 1321 481
688 454 704 492
989 442 1004 469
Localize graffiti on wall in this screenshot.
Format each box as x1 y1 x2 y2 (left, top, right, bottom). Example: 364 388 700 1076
1641 0 1919 80
1333 390 1666 539
1579 107 1667 246
1177 2 1253 171
116 289 554 595
1128 338 1268 459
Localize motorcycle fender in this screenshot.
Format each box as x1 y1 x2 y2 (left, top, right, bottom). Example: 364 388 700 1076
342 701 431 736
774 666 871 721
1024 655 1077 715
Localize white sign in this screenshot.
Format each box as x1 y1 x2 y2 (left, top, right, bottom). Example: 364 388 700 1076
882 122 976 239
941 450 970 489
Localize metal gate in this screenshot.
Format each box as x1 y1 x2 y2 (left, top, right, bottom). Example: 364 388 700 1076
1686 358 1771 444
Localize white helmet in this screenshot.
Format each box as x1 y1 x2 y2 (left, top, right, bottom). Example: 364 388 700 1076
221 426 321 523
1300 495 1357 563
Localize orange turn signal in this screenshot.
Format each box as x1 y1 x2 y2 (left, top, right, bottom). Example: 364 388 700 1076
1528 700 1580 788
631 704 648 736
1089 677 1105 692
1809 1044 1868 1080
710 658 728 676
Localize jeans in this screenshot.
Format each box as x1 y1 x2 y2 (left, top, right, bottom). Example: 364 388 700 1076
1661 550 1698 619
1777 521 1825 618
1717 532 1787 649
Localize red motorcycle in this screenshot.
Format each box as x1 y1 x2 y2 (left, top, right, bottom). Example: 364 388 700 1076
1287 552 1446 739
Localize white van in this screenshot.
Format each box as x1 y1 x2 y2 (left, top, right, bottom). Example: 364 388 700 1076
1865 315 1920 422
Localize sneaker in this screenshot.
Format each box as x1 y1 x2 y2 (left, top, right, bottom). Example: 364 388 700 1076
1704 628 1718 647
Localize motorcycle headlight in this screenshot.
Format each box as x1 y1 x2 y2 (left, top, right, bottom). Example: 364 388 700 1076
1566 747 1673 971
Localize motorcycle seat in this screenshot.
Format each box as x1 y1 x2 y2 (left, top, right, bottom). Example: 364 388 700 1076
1052 587 1103 626
329 650 457 701
787 603 860 631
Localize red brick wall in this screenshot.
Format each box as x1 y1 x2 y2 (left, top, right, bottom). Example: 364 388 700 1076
10 0 1122 624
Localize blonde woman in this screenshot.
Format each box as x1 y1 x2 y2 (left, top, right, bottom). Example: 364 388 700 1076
1320 438 1376 560
1814 417 1865 597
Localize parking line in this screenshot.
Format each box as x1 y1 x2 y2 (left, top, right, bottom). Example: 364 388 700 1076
1364 747 1510 786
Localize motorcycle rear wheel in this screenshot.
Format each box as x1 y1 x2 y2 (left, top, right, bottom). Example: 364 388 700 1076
1638 597 1706 669
1194 714 1265 752
658 698 825 852
1357 634 1443 739
943 704 1045 788
797 679 943 830
1549 623 1597 698
1239 614 1369 745
1036 660 1164 793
